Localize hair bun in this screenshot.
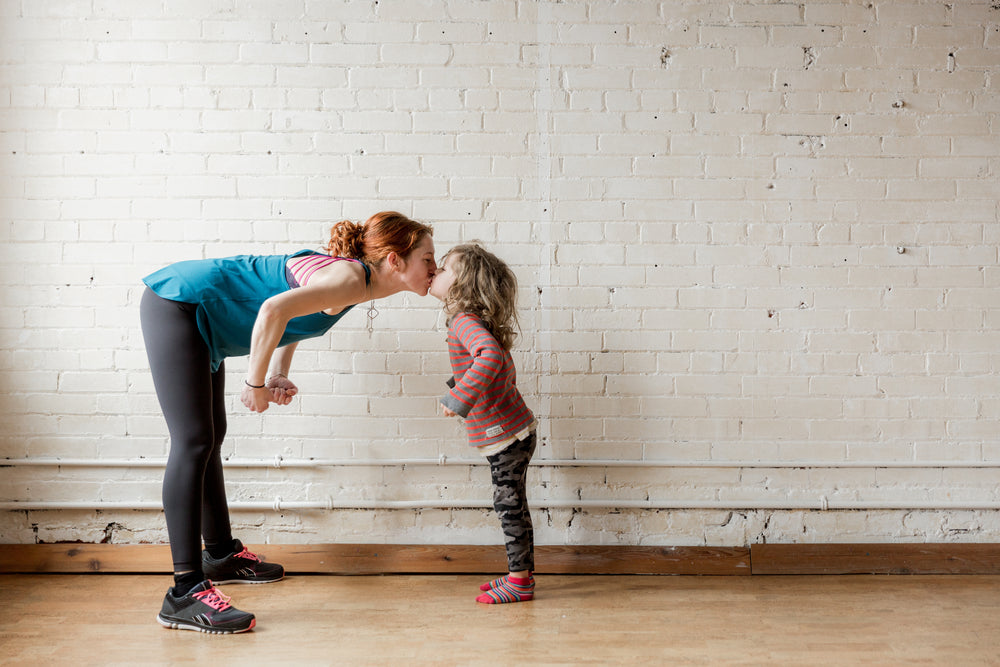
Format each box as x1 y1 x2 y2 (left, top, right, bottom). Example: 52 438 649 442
325 220 365 259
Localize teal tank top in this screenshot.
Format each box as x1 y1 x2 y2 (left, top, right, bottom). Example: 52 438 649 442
142 250 370 372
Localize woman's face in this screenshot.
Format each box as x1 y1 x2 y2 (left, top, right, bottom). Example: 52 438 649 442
398 235 437 296
429 252 458 302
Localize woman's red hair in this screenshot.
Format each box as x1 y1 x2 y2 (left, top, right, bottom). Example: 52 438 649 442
325 211 433 267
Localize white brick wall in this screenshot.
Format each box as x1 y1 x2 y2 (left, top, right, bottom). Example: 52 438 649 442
1 0 999 547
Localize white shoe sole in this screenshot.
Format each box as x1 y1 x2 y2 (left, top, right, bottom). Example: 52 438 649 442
156 613 255 634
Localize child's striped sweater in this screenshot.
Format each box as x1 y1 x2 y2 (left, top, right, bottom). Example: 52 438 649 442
440 312 535 449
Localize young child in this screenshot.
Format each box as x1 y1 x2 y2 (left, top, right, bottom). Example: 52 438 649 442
429 242 537 605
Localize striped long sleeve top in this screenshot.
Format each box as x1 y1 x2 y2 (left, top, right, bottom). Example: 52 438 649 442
440 312 535 449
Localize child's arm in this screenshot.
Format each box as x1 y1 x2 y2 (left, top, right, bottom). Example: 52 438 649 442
441 376 459 417
440 313 504 418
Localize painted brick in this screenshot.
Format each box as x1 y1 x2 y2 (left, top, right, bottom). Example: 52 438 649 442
2 0 1000 547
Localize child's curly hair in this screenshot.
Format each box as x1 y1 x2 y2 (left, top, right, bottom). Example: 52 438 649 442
441 242 520 351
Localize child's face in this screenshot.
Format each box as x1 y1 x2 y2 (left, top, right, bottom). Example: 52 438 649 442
428 253 458 302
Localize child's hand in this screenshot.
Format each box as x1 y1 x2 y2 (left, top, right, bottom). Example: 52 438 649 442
442 405 457 417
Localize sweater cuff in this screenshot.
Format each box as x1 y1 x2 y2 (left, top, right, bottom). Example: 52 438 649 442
440 393 470 417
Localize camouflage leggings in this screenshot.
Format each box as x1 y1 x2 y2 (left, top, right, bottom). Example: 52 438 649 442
487 431 536 573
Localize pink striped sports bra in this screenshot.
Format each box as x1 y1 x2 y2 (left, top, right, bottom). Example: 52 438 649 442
285 253 366 288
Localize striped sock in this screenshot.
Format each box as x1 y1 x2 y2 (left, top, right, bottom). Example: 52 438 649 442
479 573 534 592
476 574 534 604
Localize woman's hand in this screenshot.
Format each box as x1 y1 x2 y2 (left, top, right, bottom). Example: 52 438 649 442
241 384 272 413
240 375 298 412
442 405 457 418
267 374 298 406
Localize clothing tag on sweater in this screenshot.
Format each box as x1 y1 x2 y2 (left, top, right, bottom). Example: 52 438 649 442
485 425 504 438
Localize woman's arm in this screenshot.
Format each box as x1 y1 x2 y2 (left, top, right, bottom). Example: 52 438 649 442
265 341 299 406
269 341 297 380
241 262 367 412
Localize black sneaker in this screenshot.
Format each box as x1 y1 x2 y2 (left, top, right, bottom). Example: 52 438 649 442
202 539 285 584
156 580 255 634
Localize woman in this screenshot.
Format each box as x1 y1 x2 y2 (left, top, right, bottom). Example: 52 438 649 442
140 211 435 634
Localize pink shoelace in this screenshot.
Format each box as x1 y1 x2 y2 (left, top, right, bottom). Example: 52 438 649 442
193 585 233 611
235 547 262 563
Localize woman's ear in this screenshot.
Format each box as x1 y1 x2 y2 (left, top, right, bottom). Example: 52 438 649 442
386 251 402 272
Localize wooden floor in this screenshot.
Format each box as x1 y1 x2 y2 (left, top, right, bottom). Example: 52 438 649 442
2 574 999 665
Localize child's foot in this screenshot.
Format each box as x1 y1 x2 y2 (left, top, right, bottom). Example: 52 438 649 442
479 573 534 592
156 580 256 634
202 539 285 584
476 574 534 604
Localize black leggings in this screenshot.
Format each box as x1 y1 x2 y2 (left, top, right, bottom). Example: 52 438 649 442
140 287 232 574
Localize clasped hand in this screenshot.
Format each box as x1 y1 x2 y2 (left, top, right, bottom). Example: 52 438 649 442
241 375 298 413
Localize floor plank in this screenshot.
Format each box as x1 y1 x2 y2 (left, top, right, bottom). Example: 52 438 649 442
0 543 750 575
2 574 999 665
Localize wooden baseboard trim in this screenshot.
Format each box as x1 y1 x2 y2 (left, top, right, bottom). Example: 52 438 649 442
750 543 1000 575
1 543 996 575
